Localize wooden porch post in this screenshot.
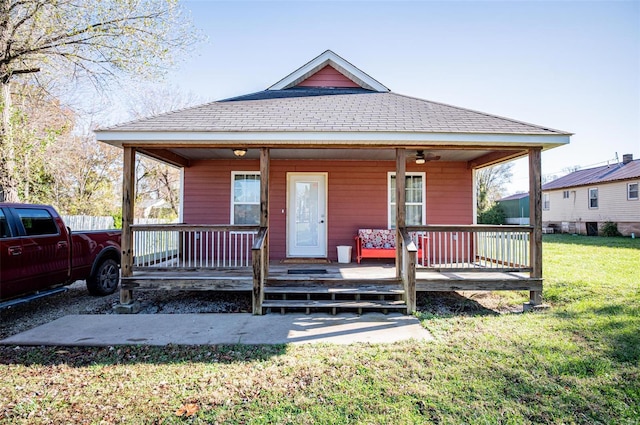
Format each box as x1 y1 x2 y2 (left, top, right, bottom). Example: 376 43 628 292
252 148 269 315
260 148 269 273
395 148 406 278
116 145 138 313
528 147 543 306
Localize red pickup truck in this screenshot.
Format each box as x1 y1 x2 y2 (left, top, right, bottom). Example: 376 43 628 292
0 203 121 302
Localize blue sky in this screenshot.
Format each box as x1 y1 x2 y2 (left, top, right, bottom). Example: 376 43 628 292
166 0 639 194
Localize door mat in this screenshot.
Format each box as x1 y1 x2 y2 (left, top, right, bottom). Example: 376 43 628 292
280 258 331 264
287 269 328 274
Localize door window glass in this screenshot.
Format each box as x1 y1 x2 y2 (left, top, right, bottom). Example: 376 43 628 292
15 208 59 236
0 210 11 238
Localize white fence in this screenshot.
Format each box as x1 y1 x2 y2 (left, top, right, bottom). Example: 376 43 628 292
62 216 176 231
62 215 115 231
131 224 259 269
409 226 532 271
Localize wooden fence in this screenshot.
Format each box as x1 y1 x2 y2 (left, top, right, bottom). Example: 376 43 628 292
62 215 115 231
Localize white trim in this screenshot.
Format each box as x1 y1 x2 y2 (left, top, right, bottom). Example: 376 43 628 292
627 182 639 201
178 168 185 222
542 193 550 211
588 187 599 209
267 50 389 92
97 130 571 148
286 172 328 258
387 171 426 229
230 171 261 225
472 169 478 224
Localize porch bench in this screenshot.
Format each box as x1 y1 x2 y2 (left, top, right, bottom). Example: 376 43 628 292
355 228 424 264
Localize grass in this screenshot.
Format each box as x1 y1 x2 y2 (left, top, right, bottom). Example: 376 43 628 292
1 234 639 424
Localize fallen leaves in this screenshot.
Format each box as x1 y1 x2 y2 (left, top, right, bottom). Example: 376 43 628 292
175 402 199 417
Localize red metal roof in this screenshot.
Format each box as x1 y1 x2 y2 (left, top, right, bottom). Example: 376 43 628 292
542 159 640 190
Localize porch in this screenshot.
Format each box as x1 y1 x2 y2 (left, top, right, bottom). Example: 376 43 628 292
123 224 541 314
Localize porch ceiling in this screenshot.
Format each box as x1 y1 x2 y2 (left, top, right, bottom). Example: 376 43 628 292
138 147 527 169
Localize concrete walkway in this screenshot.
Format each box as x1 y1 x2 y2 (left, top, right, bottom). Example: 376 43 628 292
0 313 433 346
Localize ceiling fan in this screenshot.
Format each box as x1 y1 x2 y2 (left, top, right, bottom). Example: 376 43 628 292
414 150 441 164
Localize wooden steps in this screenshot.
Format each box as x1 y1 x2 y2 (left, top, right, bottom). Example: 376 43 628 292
262 279 406 314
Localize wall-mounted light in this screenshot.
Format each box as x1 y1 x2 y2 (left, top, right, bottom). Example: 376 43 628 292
233 148 247 157
415 150 426 165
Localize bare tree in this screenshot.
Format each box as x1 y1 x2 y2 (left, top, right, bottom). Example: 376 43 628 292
9 83 74 203
476 163 514 213
0 0 199 201
127 83 202 219
47 131 121 215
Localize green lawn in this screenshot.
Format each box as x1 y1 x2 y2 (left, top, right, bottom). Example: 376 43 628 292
1 235 638 424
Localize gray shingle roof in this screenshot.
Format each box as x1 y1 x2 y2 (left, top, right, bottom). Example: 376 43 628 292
102 90 570 135
542 159 640 190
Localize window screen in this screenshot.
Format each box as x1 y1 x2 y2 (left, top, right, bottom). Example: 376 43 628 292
628 183 639 200
232 173 260 225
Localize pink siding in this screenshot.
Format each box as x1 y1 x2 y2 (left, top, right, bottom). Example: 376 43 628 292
296 65 361 88
183 160 473 261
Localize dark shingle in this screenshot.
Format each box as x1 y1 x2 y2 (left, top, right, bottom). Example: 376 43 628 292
102 90 570 135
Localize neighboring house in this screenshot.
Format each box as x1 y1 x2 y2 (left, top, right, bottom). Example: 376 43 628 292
96 50 571 314
497 193 530 225
541 154 639 236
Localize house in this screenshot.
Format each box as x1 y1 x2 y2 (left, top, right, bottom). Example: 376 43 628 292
96 50 571 314
541 154 639 236
497 193 530 225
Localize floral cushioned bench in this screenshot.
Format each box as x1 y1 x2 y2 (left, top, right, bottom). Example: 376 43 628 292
355 229 423 264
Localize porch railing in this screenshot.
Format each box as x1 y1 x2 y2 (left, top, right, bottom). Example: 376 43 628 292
131 224 259 269
407 225 532 272
252 227 268 315
399 228 417 314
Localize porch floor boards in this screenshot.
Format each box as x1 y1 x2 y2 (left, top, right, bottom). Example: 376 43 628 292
123 262 541 292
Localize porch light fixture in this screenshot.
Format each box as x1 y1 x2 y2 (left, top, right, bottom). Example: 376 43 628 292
415 150 426 165
233 148 247 157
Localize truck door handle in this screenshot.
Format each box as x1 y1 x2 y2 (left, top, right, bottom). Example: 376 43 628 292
57 241 68 249
8 246 22 256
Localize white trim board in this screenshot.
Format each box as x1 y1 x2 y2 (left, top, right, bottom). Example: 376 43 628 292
267 50 389 92
97 131 570 149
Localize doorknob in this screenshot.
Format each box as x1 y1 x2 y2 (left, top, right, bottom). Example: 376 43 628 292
8 246 22 256
319 220 325 223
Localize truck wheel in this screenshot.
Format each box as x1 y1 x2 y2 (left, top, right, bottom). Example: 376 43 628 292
87 259 120 296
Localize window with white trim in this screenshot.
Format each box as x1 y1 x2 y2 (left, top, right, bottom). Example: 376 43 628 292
388 172 426 229
543 193 550 210
628 183 639 200
563 190 570 199
589 188 598 209
231 172 260 225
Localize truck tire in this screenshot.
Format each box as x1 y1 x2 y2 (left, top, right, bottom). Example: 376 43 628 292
86 258 120 296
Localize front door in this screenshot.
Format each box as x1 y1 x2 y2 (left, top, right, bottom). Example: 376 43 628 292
287 173 327 257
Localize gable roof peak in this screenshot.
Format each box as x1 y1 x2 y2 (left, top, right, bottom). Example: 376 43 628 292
267 50 389 92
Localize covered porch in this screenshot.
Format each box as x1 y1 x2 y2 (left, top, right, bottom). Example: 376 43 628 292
115 146 544 315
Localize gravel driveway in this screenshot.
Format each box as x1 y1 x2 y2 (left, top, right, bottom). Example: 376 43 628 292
0 281 251 340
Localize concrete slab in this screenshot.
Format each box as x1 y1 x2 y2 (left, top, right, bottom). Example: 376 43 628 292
0 313 433 346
